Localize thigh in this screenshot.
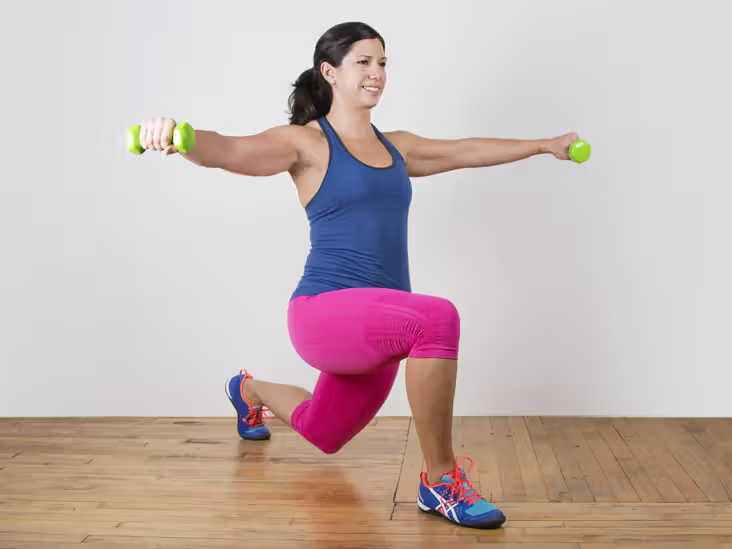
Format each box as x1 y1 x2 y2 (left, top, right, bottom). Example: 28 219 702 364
288 288 428 375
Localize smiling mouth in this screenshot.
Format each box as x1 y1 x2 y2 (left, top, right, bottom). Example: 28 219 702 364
363 86 381 94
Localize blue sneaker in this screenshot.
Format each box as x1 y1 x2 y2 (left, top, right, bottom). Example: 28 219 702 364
418 457 506 529
225 369 271 441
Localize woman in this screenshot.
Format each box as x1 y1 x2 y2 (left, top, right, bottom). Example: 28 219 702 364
138 22 581 529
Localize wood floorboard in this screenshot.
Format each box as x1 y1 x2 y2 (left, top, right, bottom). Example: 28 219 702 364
1 416 731 547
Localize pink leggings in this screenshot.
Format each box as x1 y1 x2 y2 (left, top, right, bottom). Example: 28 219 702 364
287 288 460 454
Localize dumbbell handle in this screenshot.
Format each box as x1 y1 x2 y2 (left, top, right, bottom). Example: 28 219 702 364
568 139 591 163
126 122 196 155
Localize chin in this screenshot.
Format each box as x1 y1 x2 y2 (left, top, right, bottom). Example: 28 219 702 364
363 98 381 109
358 89 383 109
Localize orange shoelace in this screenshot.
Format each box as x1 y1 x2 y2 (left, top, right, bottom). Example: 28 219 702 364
239 369 276 426
444 457 482 506
243 406 272 427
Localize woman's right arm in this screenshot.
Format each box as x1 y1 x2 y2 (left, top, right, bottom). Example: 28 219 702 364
139 118 305 177
185 126 304 177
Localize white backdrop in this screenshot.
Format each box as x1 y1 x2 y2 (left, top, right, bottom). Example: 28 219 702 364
2 0 730 417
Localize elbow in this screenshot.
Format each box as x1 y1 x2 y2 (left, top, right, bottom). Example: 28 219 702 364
458 139 481 169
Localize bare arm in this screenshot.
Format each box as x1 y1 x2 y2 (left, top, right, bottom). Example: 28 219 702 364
387 131 578 178
182 125 304 177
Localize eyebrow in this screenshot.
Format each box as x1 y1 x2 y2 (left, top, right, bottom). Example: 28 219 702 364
358 55 388 61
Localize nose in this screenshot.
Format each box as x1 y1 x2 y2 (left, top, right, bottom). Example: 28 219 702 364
370 69 384 82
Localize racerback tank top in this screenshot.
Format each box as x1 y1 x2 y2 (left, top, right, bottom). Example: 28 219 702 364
291 116 413 300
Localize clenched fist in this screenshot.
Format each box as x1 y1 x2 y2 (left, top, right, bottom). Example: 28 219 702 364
139 117 179 156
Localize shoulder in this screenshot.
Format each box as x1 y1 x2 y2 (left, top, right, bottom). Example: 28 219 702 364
280 120 328 173
268 122 323 145
383 130 415 145
383 130 417 159
266 122 326 160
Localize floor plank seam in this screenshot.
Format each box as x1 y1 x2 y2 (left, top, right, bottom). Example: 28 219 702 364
523 415 552 502
608 422 663 500
592 430 641 502
576 457 596 502
391 416 412 516
581 430 616 502
671 451 707 502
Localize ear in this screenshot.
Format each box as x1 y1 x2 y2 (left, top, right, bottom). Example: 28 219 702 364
319 61 337 87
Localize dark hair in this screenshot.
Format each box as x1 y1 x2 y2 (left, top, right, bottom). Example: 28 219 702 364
287 22 385 126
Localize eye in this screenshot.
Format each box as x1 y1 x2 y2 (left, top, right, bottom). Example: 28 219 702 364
357 59 387 67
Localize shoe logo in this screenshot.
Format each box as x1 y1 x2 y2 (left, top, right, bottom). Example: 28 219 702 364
429 488 460 523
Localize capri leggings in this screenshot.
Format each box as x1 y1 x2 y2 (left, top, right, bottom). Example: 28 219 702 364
287 287 460 454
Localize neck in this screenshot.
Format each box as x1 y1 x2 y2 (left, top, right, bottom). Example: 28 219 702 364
325 100 374 139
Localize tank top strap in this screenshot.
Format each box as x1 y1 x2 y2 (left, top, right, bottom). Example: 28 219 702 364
371 124 405 164
317 116 346 156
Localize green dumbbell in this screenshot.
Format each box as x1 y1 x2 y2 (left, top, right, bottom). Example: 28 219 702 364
568 140 591 163
126 122 196 155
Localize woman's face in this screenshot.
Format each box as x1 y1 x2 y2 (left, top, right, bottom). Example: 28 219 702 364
324 39 387 110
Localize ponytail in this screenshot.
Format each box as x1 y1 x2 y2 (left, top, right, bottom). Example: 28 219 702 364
287 66 333 126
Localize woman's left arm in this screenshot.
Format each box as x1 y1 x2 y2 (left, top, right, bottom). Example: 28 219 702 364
386 131 580 178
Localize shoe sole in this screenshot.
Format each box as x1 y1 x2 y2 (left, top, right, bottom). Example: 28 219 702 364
417 499 506 529
224 376 271 441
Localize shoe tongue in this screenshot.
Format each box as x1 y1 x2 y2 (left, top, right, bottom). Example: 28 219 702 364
442 471 460 483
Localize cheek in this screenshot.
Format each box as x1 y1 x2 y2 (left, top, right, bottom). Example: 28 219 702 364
351 74 367 90
340 71 357 86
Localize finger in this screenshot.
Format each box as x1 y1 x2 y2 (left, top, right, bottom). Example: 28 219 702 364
140 121 149 151
152 117 165 151
161 118 176 149
145 120 154 150
158 117 168 150
149 118 159 151
162 144 178 157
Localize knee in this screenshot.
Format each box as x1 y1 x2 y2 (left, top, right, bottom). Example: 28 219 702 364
435 297 460 327
291 401 354 455
308 435 346 455
292 412 347 455
423 297 460 339
411 296 461 356
319 441 345 455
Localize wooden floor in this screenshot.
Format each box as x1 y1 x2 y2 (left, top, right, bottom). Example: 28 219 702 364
2 417 732 548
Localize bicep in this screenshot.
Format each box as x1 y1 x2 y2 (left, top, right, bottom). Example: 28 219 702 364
223 126 301 177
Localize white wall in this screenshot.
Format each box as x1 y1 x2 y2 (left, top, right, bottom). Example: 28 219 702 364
2 0 730 417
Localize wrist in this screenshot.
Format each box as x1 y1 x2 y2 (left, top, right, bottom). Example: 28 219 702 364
538 139 552 154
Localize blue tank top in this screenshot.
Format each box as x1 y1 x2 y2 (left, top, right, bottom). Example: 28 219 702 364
291 116 412 300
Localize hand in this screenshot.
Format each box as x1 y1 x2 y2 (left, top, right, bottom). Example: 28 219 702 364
139 117 179 156
547 132 580 161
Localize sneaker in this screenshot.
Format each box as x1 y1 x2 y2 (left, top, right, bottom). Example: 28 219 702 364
417 457 506 529
225 369 271 441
